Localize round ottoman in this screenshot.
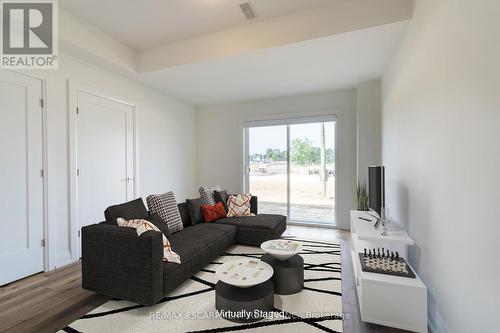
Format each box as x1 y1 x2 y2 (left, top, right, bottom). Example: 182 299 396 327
261 253 304 295
215 280 274 323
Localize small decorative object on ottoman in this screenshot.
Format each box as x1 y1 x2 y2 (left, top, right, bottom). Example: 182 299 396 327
261 239 304 295
215 259 274 323
260 239 302 260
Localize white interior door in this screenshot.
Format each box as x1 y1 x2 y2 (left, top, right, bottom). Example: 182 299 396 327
0 71 44 285
76 91 134 250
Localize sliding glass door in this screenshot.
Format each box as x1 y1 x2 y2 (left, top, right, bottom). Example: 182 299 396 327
245 118 336 225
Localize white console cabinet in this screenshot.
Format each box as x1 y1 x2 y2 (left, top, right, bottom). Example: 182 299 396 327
350 211 428 332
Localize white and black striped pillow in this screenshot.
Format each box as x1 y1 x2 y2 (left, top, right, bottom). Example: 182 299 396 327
199 185 223 205
146 192 183 234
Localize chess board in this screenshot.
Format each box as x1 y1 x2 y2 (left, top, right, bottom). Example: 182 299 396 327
359 252 416 278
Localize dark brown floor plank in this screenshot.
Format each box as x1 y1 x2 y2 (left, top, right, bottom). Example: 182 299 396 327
7 289 108 333
0 261 109 333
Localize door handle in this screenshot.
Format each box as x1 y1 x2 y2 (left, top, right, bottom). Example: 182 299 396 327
127 177 135 183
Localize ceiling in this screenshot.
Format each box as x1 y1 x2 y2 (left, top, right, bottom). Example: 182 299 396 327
61 0 334 50
60 1 411 106
139 21 409 106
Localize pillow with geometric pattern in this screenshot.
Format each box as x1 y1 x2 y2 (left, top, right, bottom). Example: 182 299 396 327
199 185 223 206
227 194 255 217
146 192 184 234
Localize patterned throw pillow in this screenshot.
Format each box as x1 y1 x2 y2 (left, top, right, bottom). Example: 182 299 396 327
146 192 183 234
117 218 180 263
199 185 223 205
227 194 255 217
201 202 227 223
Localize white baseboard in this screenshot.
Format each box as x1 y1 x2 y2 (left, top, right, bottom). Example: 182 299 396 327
52 250 75 270
287 220 349 230
428 301 450 333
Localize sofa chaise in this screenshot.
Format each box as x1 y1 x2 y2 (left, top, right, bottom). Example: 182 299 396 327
81 196 286 305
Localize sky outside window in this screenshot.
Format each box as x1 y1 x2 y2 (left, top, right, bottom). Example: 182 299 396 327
249 122 335 155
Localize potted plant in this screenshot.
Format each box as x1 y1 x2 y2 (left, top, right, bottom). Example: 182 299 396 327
351 182 370 231
356 182 369 211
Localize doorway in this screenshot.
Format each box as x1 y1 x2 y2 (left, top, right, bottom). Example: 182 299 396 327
76 91 135 255
244 117 336 225
0 71 45 285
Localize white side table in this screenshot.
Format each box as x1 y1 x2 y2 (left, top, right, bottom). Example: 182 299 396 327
350 211 428 333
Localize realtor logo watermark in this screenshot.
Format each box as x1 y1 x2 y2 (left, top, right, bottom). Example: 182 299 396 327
1 0 58 69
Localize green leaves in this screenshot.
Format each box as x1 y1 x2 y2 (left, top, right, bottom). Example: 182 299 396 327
356 182 369 211
290 137 334 165
265 148 286 161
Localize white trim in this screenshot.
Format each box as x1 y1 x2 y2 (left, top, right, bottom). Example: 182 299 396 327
68 79 77 261
40 78 49 272
53 250 72 269
286 125 291 219
428 299 450 333
239 110 339 194
334 120 338 228
68 80 138 261
241 110 338 226
242 114 336 128
287 220 348 231
243 127 249 192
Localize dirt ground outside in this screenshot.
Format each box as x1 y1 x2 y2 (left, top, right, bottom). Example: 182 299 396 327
249 172 335 223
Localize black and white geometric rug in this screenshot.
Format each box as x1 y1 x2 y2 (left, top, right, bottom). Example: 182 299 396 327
61 238 342 333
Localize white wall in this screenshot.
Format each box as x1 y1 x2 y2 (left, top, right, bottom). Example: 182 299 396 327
356 79 381 182
21 52 197 270
60 8 138 73
382 1 500 332
197 89 357 229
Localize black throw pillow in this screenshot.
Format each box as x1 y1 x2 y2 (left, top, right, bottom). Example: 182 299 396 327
177 202 191 228
147 212 170 238
186 197 205 224
214 190 229 212
104 198 149 225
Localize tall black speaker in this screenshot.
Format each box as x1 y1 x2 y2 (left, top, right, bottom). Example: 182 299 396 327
368 166 385 216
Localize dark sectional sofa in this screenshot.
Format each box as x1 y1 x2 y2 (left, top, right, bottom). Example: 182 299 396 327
82 196 286 306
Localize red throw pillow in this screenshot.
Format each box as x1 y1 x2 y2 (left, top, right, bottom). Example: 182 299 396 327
201 202 227 223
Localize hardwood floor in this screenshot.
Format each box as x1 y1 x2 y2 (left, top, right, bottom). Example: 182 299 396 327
0 262 109 333
0 225 410 333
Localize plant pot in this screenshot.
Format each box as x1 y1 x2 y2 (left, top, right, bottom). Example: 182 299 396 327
350 210 371 232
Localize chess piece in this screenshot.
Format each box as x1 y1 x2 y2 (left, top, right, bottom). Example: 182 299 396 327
364 248 367 255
